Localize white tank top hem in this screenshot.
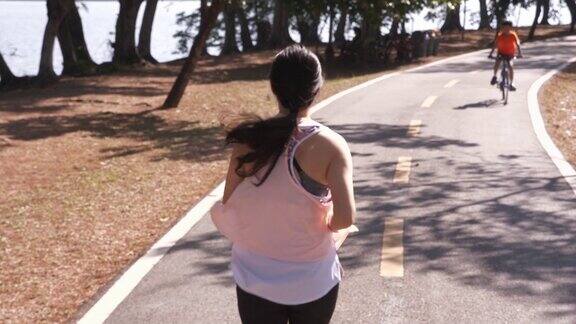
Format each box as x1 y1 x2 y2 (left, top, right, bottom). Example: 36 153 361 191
229 119 342 305
231 245 342 305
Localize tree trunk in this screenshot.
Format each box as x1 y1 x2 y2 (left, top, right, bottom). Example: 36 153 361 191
237 0 254 51
540 0 550 24
334 2 348 43
66 2 95 66
441 3 464 32
0 52 17 87
39 0 71 81
163 0 224 108
529 0 542 40
269 0 292 48
221 0 240 55
494 0 511 28
326 0 335 60
390 17 400 36
478 0 491 29
113 0 143 64
58 18 79 75
139 0 158 63
307 10 321 44
565 0 576 32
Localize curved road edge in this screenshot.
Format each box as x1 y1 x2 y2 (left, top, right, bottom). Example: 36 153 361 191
528 56 576 196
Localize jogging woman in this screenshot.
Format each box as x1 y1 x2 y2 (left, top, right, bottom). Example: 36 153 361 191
211 44 356 324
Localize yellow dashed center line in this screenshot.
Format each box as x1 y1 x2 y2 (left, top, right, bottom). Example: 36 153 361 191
421 95 437 108
380 217 405 278
444 79 460 88
393 156 412 184
407 120 422 136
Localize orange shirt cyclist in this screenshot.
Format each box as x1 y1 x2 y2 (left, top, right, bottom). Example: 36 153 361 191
488 21 523 91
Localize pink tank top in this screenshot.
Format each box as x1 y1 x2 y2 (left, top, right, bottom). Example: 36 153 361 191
210 119 336 262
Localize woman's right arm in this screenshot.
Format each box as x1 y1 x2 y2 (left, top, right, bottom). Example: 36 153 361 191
223 144 250 204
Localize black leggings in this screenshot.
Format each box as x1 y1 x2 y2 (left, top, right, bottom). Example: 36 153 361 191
236 284 339 324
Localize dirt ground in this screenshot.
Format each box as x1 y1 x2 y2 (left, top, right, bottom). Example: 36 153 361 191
541 62 576 167
0 25 572 323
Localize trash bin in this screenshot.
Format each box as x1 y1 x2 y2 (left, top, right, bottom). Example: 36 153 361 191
411 31 429 59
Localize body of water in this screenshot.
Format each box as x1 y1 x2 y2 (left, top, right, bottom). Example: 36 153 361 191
0 0 571 77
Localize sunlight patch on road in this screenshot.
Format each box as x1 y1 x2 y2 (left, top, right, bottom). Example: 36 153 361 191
407 120 422 136
393 156 412 183
380 217 405 278
421 95 438 108
444 79 460 88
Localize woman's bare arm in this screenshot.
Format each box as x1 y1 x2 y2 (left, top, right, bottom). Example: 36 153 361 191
325 136 356 231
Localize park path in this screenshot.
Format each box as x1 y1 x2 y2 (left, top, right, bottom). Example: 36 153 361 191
85 36 576 323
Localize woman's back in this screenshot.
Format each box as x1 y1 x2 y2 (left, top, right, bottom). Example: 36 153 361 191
211 119 336 262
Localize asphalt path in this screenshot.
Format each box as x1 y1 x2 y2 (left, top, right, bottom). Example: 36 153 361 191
100 36 576 323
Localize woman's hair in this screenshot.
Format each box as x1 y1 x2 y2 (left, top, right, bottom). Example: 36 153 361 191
225 44 324 185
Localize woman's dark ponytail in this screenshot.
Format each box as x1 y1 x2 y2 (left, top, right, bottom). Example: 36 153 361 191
225 45 323 185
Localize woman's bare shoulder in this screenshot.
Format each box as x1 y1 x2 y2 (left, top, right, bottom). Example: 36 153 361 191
307 125 351 158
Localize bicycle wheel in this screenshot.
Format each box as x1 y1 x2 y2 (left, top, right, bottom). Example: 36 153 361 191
501 61 509 105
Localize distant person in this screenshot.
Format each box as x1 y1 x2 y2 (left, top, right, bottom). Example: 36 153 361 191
211 44 356 324
488 21 523 91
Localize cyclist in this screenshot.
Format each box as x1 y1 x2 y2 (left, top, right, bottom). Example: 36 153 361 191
488 21 523 91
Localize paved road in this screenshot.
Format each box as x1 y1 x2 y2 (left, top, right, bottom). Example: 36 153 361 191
101 36 576 323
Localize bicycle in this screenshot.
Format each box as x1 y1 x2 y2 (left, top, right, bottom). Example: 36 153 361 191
489 54 521 105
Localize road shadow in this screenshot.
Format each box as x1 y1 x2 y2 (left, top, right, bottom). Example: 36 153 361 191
454 99 500 110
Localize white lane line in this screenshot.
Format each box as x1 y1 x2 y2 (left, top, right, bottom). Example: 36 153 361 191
421 95 438 108
527 55 576 196
380 217 405 278
469 69 480 75
78 183 225 324
407 120 422 136
393 156 412 184
444 79 460 88
310 49 489 115
78 47 492 323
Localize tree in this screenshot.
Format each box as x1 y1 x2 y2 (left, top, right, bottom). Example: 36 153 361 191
221 0 240 54
57 2 97 76
163 0 225 108
269 0 293 48
565 0 576 32
529 0 543 39
39 0 73 81
63 3 96 68
441 3 464 32
493 0 512 27
237 0 255 51
57 17 80 75
334 1 348 43
0 52 17 87
113 0 144 64
139 0 159 63
478 0 491 29
540 0 550 24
